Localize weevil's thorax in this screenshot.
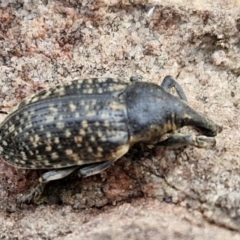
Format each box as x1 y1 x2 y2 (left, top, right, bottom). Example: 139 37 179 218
124 82 187 144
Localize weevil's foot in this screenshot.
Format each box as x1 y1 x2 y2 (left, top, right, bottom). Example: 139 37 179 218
21 183 46 204
194 135 216 148
157 133 217 149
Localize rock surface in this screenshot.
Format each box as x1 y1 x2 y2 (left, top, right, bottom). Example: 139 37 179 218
0 0 240 239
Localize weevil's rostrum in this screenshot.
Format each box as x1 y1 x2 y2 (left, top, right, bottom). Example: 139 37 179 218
0 76 222 202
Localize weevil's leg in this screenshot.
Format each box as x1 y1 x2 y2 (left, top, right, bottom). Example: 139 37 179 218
78 161 112 178
23 166 79 203
23 182 46 204
157 133 216 149
161 76 188 101
40 166 79 182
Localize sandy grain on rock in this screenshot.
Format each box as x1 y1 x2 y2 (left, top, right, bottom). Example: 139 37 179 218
0 0 240 239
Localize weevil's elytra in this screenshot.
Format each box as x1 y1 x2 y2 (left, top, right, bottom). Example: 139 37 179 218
0 76 222 202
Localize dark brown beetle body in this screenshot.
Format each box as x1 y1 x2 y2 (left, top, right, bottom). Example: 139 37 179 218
0 76 222 202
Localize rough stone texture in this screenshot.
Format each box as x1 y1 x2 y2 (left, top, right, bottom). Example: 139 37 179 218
0 0 240 239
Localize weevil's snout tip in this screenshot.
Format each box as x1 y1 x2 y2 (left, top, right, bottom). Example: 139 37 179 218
209 124 222 137
195 123 222 137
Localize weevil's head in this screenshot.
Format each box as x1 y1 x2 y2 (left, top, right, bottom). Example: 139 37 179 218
172 100 222 137
124 81 222 145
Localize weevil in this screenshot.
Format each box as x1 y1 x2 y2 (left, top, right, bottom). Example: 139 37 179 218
0 76 222 202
